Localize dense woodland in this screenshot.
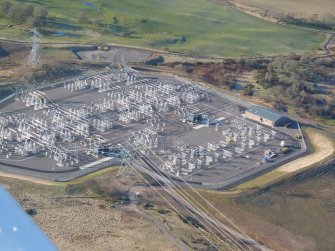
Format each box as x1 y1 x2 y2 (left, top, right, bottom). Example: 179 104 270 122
166 56 335 123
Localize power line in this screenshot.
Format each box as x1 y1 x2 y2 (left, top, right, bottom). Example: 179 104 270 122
122 151 227 251
145 146 259 249
124 140 247 251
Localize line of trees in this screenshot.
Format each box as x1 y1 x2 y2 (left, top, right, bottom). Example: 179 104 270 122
0 0 48 27
266 11 335 31
280 14 335 31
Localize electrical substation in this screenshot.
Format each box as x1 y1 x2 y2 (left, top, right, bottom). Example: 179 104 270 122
0 65 304 188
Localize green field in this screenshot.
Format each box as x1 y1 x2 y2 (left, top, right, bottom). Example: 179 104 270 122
0 0 325 57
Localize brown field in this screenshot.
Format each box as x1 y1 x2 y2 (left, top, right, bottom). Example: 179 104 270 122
232 0 335 20
0 171 232 251
182 156 335 250
0 175 185 251
18 193 181 251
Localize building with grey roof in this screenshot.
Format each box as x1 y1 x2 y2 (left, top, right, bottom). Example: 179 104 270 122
243 105 290 127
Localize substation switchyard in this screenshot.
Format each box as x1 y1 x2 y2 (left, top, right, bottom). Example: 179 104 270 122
0 66 303 189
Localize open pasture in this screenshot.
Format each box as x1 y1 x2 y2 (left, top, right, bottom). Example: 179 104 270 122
0 0 324 57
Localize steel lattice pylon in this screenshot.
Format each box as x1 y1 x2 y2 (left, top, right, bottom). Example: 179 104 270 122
117 148 137 181
27 28 43 68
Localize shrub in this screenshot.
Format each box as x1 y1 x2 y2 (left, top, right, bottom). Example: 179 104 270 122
65 184 85 195
242 84 254 96
8 4 34 23
0 0 11 13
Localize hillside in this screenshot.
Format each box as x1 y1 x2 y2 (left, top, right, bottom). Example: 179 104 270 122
0 0 325 57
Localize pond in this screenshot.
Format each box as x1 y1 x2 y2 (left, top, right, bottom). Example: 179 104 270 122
48 31 81 38
82 2 95 8
52 31 65 37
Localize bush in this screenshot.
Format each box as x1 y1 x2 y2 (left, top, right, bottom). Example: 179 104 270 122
0 0 11 13
65 184 85 195
185 216 205 228
272 101 288 112
180 35 186 43
242 84 254 96
145 55 165 66
77 12 88 23
144 202 154 209
26 208 37 216
141 17 148 23
26 16 42 28
36 7 48 19
84 179 103 195
7 4 34 23
113 16 119 24
157 208 170 214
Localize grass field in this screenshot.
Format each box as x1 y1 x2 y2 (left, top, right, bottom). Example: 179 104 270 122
0 177 184 251
179 157 335 250
233 158 335 251
0 169 227 250
0 0 325 57
234 0 335 20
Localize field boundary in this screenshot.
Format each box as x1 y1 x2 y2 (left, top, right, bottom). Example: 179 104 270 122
208 0 335 34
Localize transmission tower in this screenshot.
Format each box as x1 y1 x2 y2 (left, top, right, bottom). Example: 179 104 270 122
117 147 137 181
27 28 43 68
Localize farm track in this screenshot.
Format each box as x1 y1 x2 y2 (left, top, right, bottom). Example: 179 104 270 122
1 34 333 61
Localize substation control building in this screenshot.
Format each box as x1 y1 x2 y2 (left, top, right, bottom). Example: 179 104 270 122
244 106 289 127
186 112 203 124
